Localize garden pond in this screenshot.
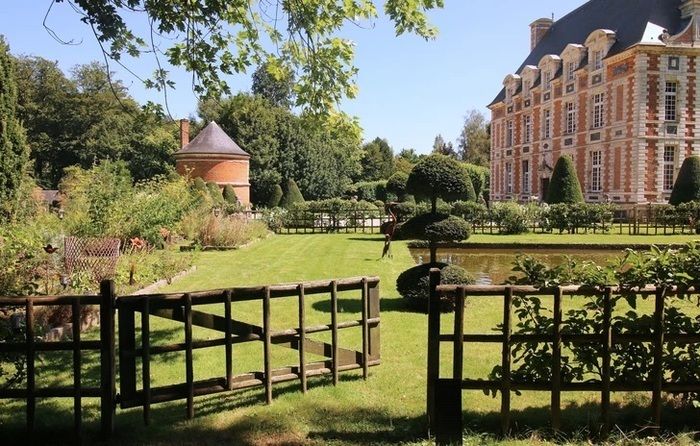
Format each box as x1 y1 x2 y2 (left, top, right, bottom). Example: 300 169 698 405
409 247 624 285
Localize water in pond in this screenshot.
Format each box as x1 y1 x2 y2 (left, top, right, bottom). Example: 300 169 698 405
409 248 624 285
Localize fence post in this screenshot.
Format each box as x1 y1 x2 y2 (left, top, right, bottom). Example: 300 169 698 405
99 280 116 438
367 279 381 362
501 287 513 437
551 287 562 431
651 287 666 433
426 268 441 434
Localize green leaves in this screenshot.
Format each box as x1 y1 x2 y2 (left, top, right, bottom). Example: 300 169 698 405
64 0 442 114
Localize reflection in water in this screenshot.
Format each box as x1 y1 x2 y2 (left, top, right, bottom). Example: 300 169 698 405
409 248 623 285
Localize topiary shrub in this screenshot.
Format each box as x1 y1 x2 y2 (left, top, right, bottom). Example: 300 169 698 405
395 213 469 242
491 201 529 235
386 171 409 201
268 184 283 208
280 179 305 209
463 164 489 200
452 201 488 223
223 185 238 204
396 263 474 312
546 155 584 204
407 154 474 210
206 181 224 204
670 156 700 205
193 177 207 192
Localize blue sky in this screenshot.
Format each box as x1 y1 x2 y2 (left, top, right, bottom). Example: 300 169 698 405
0 0 586 153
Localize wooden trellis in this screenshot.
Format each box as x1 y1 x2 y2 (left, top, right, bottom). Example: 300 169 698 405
64 237 121 282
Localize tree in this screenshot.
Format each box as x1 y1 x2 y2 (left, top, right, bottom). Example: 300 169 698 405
670 156 700 205
463 163 489 200
268 184 283 208
458 110 490 167
406 154 474 213
280 179 305 209
358 137 394 181
223 185 238 204
252 61 295 109
546 155 584 204
0 37 30 221
395 148 422 174
432 134 457 158
55 1 443 114
386 171 409 201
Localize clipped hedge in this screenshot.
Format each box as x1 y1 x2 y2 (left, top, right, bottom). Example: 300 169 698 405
670 156 700 205
396 263 474 312
281 179 305 209
395 213 469 242
452 201 488 223
348 180 389 202
547 155 584 204
407 154 475 204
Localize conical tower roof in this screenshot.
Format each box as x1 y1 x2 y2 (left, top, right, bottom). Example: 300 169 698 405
175 121 250 158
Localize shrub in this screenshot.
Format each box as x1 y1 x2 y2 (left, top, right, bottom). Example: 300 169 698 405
415 199 453 216
546 155 584 204
280 179 305 209
491 201 530 234
396 263 474 312
540 203 616 234
206 182 224 204
181 212 268 247
349 181 388 202
268 184 283 208
670 156 700 205
386 171 409 200
452 201 488 223
393 201 416 222
407 154 474 207
261 207 287 232
396 213 469 242
223 185 238 204
373 199 385 209
463 164 489 199
193 177 207 192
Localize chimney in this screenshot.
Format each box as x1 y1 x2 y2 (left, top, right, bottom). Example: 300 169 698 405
179 119 190 148
530 18 554 50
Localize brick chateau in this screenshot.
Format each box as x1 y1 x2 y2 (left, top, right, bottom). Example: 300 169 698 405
489 0 700 205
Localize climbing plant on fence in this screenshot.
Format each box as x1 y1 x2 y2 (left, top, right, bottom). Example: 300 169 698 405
427 243 700 444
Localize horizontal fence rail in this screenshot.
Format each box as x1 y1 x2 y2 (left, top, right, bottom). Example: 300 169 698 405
0 276 380 439
281 210 391 234
427 271 700 445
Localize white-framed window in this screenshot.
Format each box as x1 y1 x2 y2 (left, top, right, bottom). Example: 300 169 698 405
593 50 603 70
565 102 577 134
592 92 605 129
506 120 513 147
665 82 678 122
590 150 602 192
522 160 530 194
663 146 677 191
543 109 552 139
523 115 532 144
566 61 576 81
543 71 552 91
505 162 513 194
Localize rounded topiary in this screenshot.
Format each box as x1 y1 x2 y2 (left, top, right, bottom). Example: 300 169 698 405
407 154 474 207
546 155 584 204
396 213 469 242
280 178 305 209
396 263 474 312
670 156 700 205
386 171 409 200
223 185 238 204
193 177 207 191
206 181 224 203
268 184 283 208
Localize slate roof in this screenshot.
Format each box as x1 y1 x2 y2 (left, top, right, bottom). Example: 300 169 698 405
175 121 250 157
489 0 685 106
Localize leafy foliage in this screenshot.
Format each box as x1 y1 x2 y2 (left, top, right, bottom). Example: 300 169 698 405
59 0 443 113
347 181 388 202
358 137 394 181
457 110 490 166
485 244 700 407
223 185 238 204
267 184 284 208
252 61 295 109
396 213 469 242
396 263 473 312
490 202 531 235
386 171 409 201
280 179 305 209
0 37 30 221
546 155 584 204
462 163 489 201
670 156 700 205
407 154 475 206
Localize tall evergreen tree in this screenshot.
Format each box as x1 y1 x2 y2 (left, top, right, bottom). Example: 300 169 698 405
0 37 30 221
546 155 584 204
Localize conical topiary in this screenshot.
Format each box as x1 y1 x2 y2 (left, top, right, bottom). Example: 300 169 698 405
193 177 207 191
670 156 700 205
280 179 304 209
268 184 283 208
206 181 224 203
546 155 584 204
223 184 238 204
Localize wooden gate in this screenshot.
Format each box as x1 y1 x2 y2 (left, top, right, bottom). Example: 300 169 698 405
117 277 381 423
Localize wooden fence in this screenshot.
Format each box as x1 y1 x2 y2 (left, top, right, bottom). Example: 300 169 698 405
426 268 700 445
0 277 380 439
281 210 390 234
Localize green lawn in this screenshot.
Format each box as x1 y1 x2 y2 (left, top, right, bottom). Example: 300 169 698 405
3 233 700 445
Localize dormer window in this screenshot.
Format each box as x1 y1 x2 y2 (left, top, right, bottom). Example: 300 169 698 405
566 61 576 81
523 80 531 98
593 50 603 70
543 71 552 91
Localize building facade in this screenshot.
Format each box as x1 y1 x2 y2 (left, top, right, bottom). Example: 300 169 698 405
489 0 700 206
175 120 251 206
